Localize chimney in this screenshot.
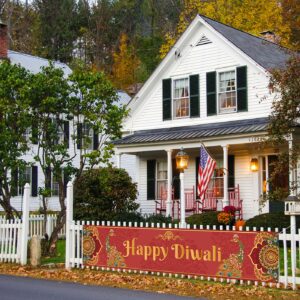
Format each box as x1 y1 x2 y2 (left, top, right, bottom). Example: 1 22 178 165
0 20 8 59
260 31 279 44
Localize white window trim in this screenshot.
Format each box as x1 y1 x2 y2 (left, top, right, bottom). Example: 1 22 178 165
172 77 190 119
82 122 94 150
217 68 237 115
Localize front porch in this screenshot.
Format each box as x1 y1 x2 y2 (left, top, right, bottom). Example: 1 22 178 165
115 119 295 220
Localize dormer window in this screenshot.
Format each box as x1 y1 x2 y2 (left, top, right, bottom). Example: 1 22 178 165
218 70 237 114
173 78 189 118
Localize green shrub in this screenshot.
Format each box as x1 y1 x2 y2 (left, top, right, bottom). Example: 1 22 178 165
144 214 174 225
186 212 219 226
74 167 139 221
112 211 145 223
246 212 300 230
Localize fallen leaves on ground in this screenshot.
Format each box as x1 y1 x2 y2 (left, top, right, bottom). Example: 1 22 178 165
0 263 299 300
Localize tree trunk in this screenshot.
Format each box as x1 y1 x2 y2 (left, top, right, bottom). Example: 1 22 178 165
46 180 66 256
0 195 20 220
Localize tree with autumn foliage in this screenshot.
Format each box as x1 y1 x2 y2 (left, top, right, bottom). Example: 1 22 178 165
266 55 300 201
160 0 294 58
111 33 141 91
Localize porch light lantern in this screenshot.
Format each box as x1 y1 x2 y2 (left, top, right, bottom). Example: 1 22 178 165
250 158 258 172
176 147 189 228
176 147 189 172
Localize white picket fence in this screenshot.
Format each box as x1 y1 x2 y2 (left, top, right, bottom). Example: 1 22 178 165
0 184 66 264
0 214 66 239
0 218 22 263
63 182 300 290
0 183 30 264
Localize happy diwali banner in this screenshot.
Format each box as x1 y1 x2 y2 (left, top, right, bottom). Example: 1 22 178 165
82 226 279 282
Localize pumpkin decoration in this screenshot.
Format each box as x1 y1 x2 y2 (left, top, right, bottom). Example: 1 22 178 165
235 219 246 230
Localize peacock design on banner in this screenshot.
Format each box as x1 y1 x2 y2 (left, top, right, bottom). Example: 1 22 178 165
217 234 244 278
106 229 126 268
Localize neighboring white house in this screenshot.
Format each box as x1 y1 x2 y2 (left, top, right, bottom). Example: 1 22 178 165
114 15 295 219
0 22 134 212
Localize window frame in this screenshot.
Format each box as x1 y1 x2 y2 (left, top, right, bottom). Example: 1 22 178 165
172 77 190 119
156 160 168 200
82 122 94 150
18 166 32 196
51 171 61 197
217 68 237 114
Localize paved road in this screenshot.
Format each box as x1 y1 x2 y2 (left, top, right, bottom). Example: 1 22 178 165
0 275 206 300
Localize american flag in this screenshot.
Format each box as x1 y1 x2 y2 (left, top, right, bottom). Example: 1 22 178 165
197 145 216 201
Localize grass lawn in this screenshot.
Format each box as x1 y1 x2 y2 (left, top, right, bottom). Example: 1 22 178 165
41 240 65 265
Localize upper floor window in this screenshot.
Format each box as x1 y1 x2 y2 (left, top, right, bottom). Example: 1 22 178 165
218 70 237 113
173 78 189 118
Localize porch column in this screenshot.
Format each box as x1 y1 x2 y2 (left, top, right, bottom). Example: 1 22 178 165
166 149 173 217
116 152 122 168
222 145 229 207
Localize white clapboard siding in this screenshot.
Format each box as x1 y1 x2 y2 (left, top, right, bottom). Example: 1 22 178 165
124 24 272 132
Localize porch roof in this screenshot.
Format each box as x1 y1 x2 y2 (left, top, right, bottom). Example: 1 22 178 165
114 117 269 145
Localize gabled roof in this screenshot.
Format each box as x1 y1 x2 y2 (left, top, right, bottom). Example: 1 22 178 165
127 15 291 111
200 15 290 70
115 118 269 145
8 50 72 77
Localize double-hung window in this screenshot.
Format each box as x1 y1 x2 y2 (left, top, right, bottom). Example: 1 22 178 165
83 123 93 150
156 161 167 199
51 173 60 197
218 70 237 113
18 167 31 196
173 78 189 118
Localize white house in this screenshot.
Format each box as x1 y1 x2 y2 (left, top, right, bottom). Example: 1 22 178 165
114 15 295 220
0 22 134 212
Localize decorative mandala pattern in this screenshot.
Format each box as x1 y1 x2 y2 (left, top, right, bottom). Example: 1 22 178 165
83 226 102 266
249 232 279 282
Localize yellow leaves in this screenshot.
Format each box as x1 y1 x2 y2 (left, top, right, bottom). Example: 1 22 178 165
160 0 294 58
111 33 141 91
1 263 300 299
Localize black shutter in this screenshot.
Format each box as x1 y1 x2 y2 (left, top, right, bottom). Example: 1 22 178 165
31 166 38 197
63 169 70 198
189 74 200 117
11 167 18 196
64 121 69 148
45 167 51 190
147 160 156 200
31 121 38 145
228 155 235 188
237 66 248 112
195 157 200 199
93 131 99 150
206 71 217 116
172 159 180 200
77 123 82 149
162 79 172 121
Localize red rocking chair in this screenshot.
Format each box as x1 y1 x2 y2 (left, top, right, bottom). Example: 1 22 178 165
228 184 243 219
197 189 218 213
178 187 197 216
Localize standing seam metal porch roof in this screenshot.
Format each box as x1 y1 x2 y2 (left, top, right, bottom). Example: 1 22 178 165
114 118 269 145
